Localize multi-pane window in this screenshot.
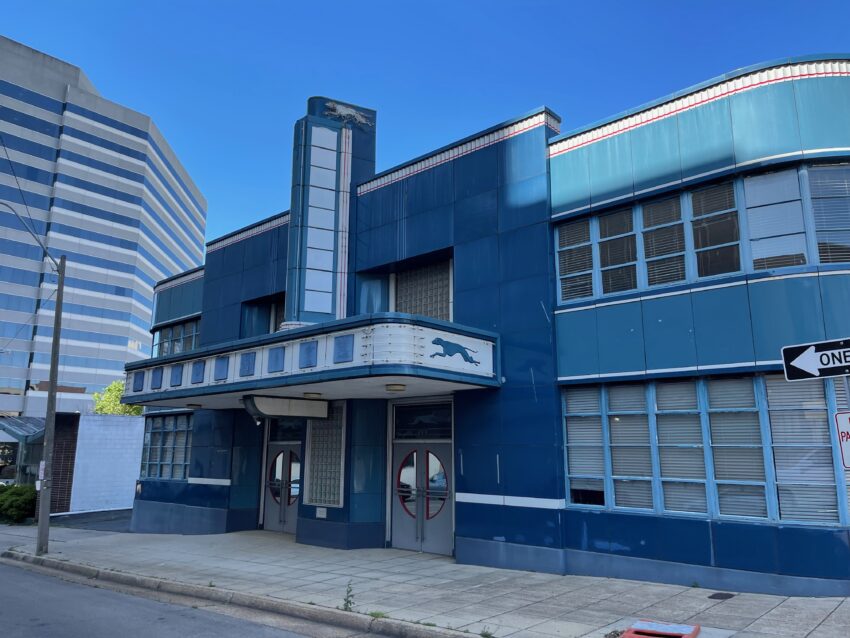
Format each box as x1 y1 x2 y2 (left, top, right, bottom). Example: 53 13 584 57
691 181 741 277
564 376 845 524
656 381 707 513
745 170 807 270
607 385 652 508
141 413 192 480
810 165 850 263
564 387 605 505
707 378 766 517
394 260 452 321
154 319 199 357
766 375 838 522
598 208 637 293
305 402 345 507
642 196 686 286
557 219 593 301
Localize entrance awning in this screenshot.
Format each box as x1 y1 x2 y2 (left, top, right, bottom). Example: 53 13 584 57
0 416 45 443
123 313 500 411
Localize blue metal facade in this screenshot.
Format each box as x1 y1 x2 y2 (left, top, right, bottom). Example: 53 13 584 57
128 57 850 595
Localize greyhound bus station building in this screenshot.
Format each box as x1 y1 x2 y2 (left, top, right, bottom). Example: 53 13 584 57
124 56 850 596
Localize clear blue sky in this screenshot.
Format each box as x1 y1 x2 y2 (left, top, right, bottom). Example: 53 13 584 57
5 0 850 240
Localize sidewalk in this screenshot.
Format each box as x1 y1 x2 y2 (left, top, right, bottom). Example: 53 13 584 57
2 525 848 638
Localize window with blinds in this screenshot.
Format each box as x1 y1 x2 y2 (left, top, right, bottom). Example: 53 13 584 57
564 387 605 506
656 381 707 513
305 402 345 507
744 170 807 270
557 219 594 301
394 260 452 321
140 413 192 480
708 378 766 518
607 385 652 509
691 182 741 277
598 209 638 294
765 375 838 522
642 196 686 286
810 165 850 263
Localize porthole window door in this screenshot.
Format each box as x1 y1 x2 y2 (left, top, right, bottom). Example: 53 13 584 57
264 442 301 534
390 402 453 555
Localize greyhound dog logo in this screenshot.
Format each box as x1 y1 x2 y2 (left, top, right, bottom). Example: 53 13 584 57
430 338 480 366
324 101 373 128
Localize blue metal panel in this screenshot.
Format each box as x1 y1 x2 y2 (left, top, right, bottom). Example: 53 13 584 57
453 143 498 200
641 294 697 371
691 285 755 367
299 340 318 369
405 161 453 214
712 520 779 573
403 205 452 258
454 445 500 495
267 346 285 373
454 189 498 244
498 173 548 232
498 223 551 283
499 381 560 446
631 117 682 193
678 98 735 180
191 360 205 384
550 146 590 215
776 526 850 579
500 444 561 499
454 235 500 292
588 133 634 206
820 273 850 339
500 505 561 547
795 78 850 152
596 301 645 374
239 352 256 377
731 82 802 165
214 356 229 381
499 126 547 185
555 308 599 379
455 501 503 540
748 277 825 362
453 283 501 332
333 334 354 363
150 367 163 390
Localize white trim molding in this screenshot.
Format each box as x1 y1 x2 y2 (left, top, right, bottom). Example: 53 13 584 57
207 214 290 253
550 60 850 158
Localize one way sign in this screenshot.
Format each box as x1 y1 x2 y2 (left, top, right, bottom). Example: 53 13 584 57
782 338 850 381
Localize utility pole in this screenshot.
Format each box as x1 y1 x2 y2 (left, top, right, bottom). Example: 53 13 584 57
0 199 65 556
36 254 65 556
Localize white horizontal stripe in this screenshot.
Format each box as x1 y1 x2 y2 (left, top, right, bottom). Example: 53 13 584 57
207 215 290 252
456 493 567 509
155 269 204 292
187 477 231 486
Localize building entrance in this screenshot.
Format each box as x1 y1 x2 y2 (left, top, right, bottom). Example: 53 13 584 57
390 402 453 555
263 442 300 534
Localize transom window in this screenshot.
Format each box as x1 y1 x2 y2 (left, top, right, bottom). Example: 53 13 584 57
564 375 846 524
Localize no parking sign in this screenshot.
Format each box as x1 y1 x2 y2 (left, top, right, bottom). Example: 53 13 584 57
837 412 850 470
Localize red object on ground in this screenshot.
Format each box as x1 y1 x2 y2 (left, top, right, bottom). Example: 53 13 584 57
622 619 701 637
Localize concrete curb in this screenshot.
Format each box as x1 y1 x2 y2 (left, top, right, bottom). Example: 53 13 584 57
0 549 464 638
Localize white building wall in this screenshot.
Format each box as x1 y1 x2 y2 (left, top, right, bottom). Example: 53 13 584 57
69 414 143 512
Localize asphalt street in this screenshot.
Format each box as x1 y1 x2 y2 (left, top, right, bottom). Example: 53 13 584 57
0 562 309 638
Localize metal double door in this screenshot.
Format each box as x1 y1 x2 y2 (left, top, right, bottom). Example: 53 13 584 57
264 442 300 534
391 441 452 555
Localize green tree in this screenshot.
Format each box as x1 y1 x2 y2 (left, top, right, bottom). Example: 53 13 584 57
92 379 142 416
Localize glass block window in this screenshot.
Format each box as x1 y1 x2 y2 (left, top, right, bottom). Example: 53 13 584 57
810 165 850 263
656 381 707 513
745 170 807 270
643 196 686 286
765 375 838 522
305 402 345 507
557 218 594 301
607 385 652 509
565 387 605 506
395 260 452 321
598 208 637 294
154 319 199 357
691 182 741 277
141 413 192 480
707 378 766 518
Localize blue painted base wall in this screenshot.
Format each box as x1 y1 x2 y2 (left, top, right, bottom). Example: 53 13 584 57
296 518 385 549
130 498 228 534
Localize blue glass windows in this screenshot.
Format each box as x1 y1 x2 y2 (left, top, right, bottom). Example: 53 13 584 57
691 181 741 277
598 208 638 294
557 219 593 301
642 196 686 285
